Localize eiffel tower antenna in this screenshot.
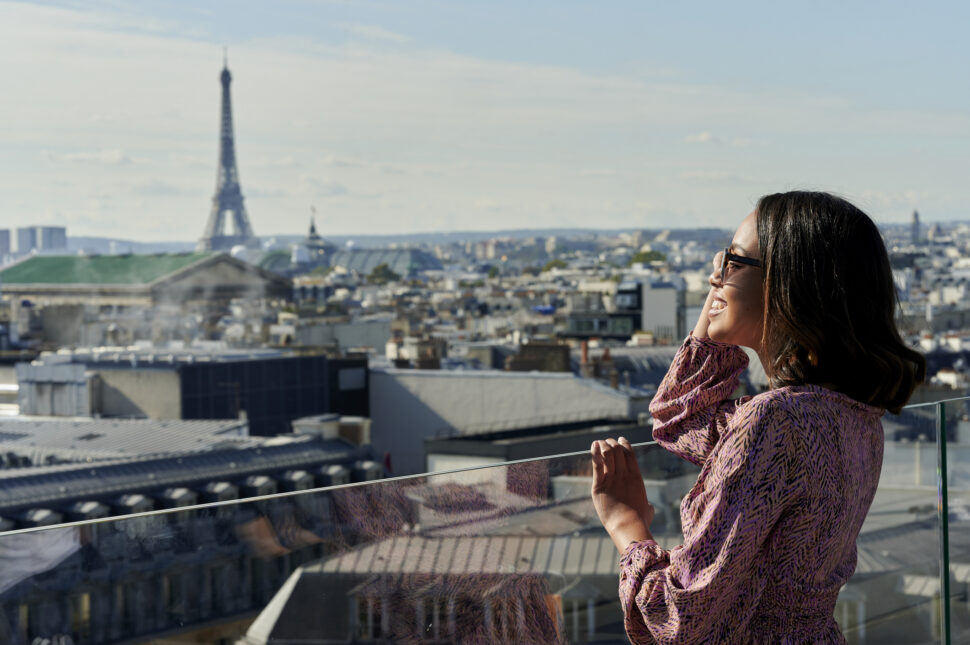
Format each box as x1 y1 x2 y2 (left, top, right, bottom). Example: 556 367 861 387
198 50 258 251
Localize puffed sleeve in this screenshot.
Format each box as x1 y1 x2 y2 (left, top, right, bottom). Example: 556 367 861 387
619 399 801 643
649 334 751 466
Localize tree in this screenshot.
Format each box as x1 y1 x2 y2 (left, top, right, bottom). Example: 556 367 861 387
627 250 667 266
368 263 401 285
542 259 568 272
487 266 500 279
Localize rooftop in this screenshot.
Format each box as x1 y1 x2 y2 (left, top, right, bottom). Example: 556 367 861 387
0 252 216 285
0 416 253 463
331 248 443 276
0 434 368 514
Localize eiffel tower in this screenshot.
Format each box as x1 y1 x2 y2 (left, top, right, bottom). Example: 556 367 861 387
198 53 258 251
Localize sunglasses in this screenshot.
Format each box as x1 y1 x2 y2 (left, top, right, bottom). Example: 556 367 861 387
713 248 762 283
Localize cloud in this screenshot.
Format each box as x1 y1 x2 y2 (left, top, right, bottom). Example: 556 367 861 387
57 149 133 165
247 186 289 199
2 2 967 238
319 154 406 175
320 154 367 169
684 131 717 144
166 153 209 168
252 156 303 169
299 175 349 197
132 180 188 196
678 170 758 184
856 189 925 212
729 137 762 147
683 132 763 147
338 23 412 44
472 198 501 212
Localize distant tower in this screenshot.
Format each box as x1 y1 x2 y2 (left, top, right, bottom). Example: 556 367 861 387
911 210 920 244
302 206 336 265
198 52 258 251
307 207 322 243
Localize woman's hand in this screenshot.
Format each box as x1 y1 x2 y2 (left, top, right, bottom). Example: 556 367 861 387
591 437 655 553
693 287 716 339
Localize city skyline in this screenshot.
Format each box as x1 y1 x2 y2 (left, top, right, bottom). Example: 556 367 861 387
0 1 968 242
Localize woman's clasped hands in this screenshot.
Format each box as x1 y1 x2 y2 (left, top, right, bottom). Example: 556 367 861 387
590 437 655 553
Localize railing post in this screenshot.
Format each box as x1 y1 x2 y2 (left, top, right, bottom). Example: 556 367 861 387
936 401 951 645
915 438 921 485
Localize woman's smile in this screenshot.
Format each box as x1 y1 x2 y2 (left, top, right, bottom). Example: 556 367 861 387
709 294 727 315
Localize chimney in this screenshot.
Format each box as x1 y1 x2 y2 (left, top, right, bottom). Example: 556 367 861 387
581 340 592 378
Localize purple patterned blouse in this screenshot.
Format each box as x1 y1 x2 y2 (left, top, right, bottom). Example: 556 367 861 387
620 335 884 644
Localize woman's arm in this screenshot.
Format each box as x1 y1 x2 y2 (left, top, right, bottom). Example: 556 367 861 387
620 399 801 643
649 299 750 465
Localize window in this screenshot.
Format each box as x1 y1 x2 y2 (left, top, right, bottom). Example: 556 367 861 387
418 596 448 642
564 598 596 642
356 595 385 640
609 318 633 334
487 597 522 642
615 294 637 308
71 592 91 641
338 367 366 390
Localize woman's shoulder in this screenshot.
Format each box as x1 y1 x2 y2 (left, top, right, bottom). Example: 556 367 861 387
728 389 800 435
732 384 883 442
744 384 884 415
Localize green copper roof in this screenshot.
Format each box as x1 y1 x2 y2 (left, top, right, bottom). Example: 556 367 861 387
0 253 216 285
258 249 292 273
330 249 443 276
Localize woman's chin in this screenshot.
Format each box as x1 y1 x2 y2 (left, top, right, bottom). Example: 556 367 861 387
708 327 742 348
707 319 729 344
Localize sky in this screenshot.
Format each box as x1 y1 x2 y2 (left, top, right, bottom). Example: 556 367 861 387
0 0 968 242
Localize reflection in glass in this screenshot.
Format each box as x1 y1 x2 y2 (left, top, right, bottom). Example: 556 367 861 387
0 400 964 643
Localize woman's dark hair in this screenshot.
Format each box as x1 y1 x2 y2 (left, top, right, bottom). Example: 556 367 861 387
756 191 925 413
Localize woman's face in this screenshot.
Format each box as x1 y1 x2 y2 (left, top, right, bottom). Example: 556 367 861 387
707 210 765 352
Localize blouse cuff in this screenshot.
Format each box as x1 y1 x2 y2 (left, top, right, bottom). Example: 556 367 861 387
686 332 741 351
620 539 665 569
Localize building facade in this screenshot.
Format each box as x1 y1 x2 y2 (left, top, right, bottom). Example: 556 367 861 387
17 349 369 436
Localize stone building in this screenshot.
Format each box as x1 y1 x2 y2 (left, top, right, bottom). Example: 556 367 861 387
0 253 291 347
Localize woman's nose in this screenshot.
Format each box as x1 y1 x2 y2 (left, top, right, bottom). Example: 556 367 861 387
709 263 722 287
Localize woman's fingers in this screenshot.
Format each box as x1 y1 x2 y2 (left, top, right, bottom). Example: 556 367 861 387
693 286 715 338
617 436 640 476
602 439 617 475
603 438 625 475
592 437 642 482
590 441 606 482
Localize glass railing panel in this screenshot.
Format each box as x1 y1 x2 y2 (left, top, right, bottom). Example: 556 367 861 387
0 396 962 644
0 441 697 644
942 398 970 644
839 398 960 645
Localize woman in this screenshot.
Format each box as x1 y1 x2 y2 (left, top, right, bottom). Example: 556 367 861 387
591 191 925 643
